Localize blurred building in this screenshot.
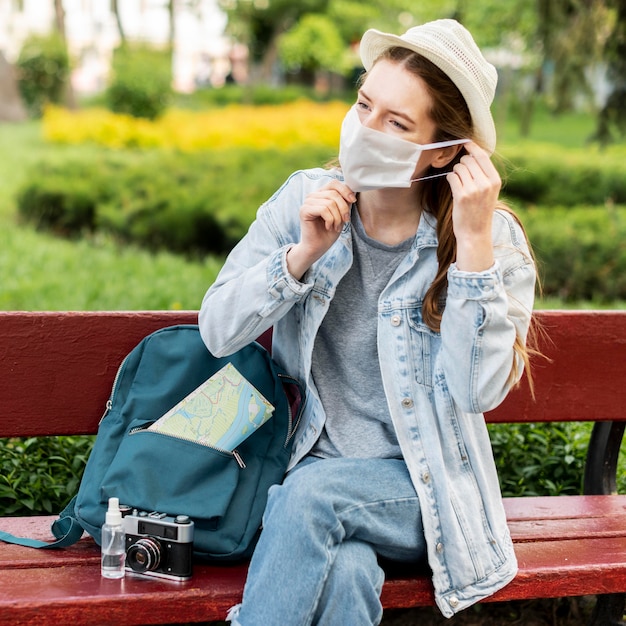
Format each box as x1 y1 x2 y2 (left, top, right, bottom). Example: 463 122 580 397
0 0 232 94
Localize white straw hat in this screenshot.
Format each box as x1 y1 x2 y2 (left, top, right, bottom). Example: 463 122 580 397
359 19 498 153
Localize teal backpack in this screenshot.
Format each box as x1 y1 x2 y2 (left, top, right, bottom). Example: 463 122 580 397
0 324 303 561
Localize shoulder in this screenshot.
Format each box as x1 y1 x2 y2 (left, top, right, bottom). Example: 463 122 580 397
492 207 534 272
492 207 529 249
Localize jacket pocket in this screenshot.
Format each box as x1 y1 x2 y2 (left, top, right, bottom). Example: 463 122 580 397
406 306 438 388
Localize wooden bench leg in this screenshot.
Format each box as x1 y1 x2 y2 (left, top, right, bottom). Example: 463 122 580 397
587 593 625 626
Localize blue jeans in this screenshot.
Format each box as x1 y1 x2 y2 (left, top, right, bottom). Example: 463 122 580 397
228 457 427 626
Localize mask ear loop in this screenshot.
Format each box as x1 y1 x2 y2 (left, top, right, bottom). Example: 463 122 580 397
410 138 470 183
410 171 451 183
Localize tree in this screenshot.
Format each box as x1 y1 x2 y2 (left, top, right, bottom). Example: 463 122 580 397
53 0 76 108
111 0 127 45
0 52 27 122
218 0 618 139
549 0 609 113
461 0 610 136
593 0 626 143
278 14 350 83
218 0 443 82
16 32 70 117
218 0 328 80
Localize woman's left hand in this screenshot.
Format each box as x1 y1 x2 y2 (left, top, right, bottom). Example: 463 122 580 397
446 141 500 272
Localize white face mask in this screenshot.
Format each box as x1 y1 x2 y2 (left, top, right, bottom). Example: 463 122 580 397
338 105 469 192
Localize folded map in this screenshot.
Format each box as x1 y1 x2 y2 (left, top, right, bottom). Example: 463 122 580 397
148 362 275 451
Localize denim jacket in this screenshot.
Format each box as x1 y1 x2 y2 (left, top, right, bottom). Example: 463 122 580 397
199 168 536 618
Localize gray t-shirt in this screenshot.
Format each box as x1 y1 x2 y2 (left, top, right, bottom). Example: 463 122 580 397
309 209 413 459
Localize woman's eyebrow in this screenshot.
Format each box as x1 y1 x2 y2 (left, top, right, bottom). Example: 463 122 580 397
357 88 414 125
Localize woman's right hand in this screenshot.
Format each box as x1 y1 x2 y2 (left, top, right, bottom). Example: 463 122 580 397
286 180 355 280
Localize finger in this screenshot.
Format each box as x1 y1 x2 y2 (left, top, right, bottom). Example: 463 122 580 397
463 141 489 161
321 189 353 223
323 179 357 205
321 206 346 232
450 161 477 187
458 154 481 180
446 170 464 195
311 196 347 232
463 142 500 181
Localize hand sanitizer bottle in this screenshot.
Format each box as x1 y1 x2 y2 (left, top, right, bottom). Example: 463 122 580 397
101 497 126 579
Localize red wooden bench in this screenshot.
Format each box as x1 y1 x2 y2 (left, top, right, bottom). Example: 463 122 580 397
0 310 625 625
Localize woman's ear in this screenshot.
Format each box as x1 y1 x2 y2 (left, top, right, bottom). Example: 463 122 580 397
431 144 464 169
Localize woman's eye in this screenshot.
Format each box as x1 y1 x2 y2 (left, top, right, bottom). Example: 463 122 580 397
356 100 370 111
390 119 408 131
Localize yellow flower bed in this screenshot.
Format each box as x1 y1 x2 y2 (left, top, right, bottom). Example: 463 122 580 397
43 101 350 151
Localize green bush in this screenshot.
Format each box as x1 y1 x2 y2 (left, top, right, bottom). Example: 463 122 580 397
106 45 172 119
500 144 626 206
17 174 97 234
15 147 626 300
0 436 94 516
521 205 626 301
16 146 335 256
489 422 592 497
16 33 70 117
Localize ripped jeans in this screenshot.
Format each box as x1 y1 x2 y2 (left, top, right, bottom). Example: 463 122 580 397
227 457 427 626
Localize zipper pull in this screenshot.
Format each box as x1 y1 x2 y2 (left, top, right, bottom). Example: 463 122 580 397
99 398 113 424
233 449 246 469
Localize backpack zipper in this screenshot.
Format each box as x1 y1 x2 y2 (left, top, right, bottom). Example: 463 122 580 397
278 373 304 447
129 426 246 469
99 353 129 424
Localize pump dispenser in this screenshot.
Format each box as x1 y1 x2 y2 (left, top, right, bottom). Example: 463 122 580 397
101 497 126 578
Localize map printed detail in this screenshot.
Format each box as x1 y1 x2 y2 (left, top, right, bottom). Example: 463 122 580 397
148 363 275 451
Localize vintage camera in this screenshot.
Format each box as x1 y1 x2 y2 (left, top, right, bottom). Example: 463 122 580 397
122 509 194 581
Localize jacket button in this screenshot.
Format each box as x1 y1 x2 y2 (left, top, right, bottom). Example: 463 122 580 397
448 596 459 608
436 542 444 553
391 315 401 327
422 471 430 483
401 397 413 409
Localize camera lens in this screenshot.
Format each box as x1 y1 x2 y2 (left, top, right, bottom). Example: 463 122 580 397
127 537 161 573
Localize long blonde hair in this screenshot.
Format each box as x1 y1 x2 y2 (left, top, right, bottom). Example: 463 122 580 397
370 47 541 392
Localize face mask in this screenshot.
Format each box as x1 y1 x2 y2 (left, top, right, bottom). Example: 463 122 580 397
338 105 469 192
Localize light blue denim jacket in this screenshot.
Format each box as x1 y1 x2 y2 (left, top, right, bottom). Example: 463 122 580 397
199 168 536 618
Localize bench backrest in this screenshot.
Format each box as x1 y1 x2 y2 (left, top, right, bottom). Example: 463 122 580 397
1 310 625 438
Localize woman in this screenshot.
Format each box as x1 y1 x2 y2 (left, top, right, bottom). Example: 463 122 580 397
199 18 536 625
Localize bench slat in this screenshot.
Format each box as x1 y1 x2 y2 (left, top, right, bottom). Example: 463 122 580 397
2 495 625 623
1 536 625 625
0 311 198 437
383 537 626 608
2 310 626 438
0 563 248 625
488 310 626 424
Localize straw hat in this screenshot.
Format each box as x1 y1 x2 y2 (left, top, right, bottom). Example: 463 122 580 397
359 19 498 153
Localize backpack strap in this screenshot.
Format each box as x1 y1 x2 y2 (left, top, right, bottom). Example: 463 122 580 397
0 496 85 549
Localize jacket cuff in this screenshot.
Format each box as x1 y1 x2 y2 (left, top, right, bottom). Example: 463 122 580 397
447 261 502 301
266 245 313 301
